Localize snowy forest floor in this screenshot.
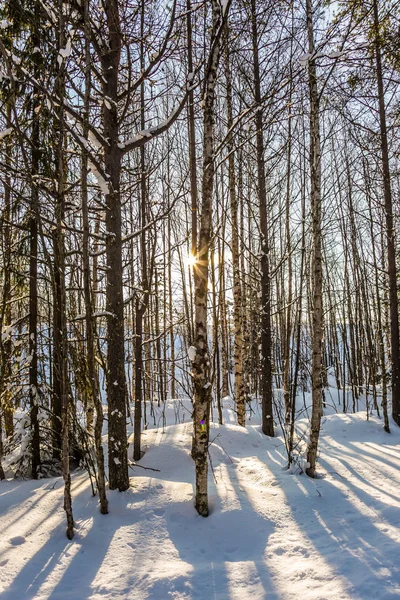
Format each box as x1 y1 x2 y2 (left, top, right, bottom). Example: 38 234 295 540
1 398 400 600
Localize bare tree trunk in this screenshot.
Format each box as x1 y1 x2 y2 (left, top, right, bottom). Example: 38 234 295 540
187 0 198 264
283 30 294 425
30 48 40 477
306 0 323 478
0 412 5 479
168 214 175 399
0 102 13 441
250 0 273 436
192 0 230 517
82 0 108 512
133 0 148 461
103 0 129 490
373 0 400 427
55 1 74 539
364 161 390 432
225 27 245 426
288 151 307 465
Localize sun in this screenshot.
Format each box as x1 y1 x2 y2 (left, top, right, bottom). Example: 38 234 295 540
185 252 197 268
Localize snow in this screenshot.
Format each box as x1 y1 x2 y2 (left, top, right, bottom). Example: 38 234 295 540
188 346 196 362
1 400 400 599
59 40 72 59
0 128 12 140
299 53 311 67
88 160 109 194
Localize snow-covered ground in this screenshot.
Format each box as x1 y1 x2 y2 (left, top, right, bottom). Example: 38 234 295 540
1 399 400 600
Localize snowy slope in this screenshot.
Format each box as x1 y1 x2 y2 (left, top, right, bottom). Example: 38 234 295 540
0 404 400 600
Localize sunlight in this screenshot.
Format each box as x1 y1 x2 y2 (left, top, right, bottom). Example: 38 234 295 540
185 252 197 268
216 463 242 512
232 456 353 599
225 561 265 599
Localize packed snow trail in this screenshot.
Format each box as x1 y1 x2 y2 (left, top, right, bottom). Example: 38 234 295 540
0 406 399 599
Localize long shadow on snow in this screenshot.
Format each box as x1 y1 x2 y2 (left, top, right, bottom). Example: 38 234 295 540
323 440 400 504
286 454 400 600
0 477 94 600
0 477 80 545
159 437 281 600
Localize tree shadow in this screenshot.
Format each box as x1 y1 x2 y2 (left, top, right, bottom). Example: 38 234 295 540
163 489 278 599
0 478 95 599
285 456 400 600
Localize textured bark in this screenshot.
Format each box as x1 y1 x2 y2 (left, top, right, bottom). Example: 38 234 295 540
192 0 230 517
103 0 129 491
364 161 390 432
134 305 143 461
55 2 73 539
168 214 175 399
30 57 40 478
82 0 108 513
283 40 294 425
0 414 5 479
211 238 222 423
52 236 63 462
225 30 245 426
306 0 323 478
0 102 13 440
219 266 229 399
373 0 400 427
133 0 149 462
187 0 198 262
250 0 274 437
288 164 306 466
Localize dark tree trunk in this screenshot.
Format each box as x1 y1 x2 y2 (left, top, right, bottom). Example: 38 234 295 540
250 0 274 437
102 0 129 491
29 16 41 477
373 0 400 427
82 0 108 512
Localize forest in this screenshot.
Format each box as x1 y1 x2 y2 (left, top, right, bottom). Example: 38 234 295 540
0 0 400 598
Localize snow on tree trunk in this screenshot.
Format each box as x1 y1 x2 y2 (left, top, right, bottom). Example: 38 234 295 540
192 0 231 517
103 0 129 492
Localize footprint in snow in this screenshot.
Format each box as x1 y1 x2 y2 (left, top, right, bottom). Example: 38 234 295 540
9 536 25 546
153 508 165 517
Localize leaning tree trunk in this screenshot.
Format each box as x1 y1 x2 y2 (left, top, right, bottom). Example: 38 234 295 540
306 0 323 478
192 0 230 517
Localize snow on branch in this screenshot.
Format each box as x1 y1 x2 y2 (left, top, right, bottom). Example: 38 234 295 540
0 127 12 141
118 72 198 154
